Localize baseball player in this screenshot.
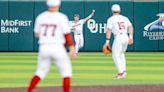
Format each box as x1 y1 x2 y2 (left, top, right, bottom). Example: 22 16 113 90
103 4 134 79
27 0 75 92
69 10 95 56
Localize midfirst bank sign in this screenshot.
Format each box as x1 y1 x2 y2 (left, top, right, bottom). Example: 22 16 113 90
0 19 32 33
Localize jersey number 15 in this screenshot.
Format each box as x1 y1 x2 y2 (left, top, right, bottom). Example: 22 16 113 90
118 22 125 30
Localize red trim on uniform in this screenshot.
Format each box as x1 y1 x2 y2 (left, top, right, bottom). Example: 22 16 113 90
64 33 74 47
63 77 71 92
27 75 41 92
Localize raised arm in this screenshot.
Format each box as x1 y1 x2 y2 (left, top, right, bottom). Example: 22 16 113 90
84 10 95 23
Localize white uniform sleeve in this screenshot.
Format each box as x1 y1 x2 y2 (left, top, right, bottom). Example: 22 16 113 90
34 16 41 33
62 16 71 34
107 18 112 29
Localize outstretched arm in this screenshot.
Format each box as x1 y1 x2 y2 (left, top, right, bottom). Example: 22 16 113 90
84 10 95 23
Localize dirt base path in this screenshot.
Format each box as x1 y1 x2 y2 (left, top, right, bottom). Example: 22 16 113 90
0 84 164 92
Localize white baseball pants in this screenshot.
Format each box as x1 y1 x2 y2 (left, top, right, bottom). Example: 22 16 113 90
112 33 129 73
35 44 72 80
74 34 84 54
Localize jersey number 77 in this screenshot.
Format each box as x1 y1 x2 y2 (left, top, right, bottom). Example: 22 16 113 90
41 24 57 36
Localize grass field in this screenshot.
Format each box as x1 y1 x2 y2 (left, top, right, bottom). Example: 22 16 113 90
0 52 164 88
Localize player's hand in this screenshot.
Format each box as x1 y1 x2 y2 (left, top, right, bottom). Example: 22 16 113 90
69 46 75 59
92 10 95 13
103 43 112 54
91 10 95 16
128 39 134 45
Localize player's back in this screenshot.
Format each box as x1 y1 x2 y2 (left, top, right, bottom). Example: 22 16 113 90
35 11 70 45
107 15 131 35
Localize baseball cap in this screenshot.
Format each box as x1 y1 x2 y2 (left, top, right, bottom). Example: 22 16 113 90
74 14 80 17
111 4 121 12
47 0 61 7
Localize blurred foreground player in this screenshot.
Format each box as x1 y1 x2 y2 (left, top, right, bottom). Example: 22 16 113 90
27 0 75 92
103 4 134 79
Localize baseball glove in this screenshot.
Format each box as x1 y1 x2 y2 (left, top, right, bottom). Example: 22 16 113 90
103 44 112 54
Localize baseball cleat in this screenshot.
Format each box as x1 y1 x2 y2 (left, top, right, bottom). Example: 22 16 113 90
123 71 127 76
113 72 126 80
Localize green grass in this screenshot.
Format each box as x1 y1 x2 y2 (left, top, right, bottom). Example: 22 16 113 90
0 52 164 88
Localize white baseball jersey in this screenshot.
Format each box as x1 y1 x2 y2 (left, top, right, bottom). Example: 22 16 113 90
34 11 71 45
107 15 132 35
69 19 85 35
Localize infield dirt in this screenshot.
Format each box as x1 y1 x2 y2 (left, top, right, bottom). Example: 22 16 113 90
0 84 163 92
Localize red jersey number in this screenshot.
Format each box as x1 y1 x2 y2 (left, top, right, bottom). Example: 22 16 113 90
41 24 57 36
118 22 125 30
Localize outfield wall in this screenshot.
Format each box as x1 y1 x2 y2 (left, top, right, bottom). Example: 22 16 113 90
0 0 164 51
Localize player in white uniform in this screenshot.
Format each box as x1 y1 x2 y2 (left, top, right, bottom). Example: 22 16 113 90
104 4 134 79
69 10 95 56
27 0 75 92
